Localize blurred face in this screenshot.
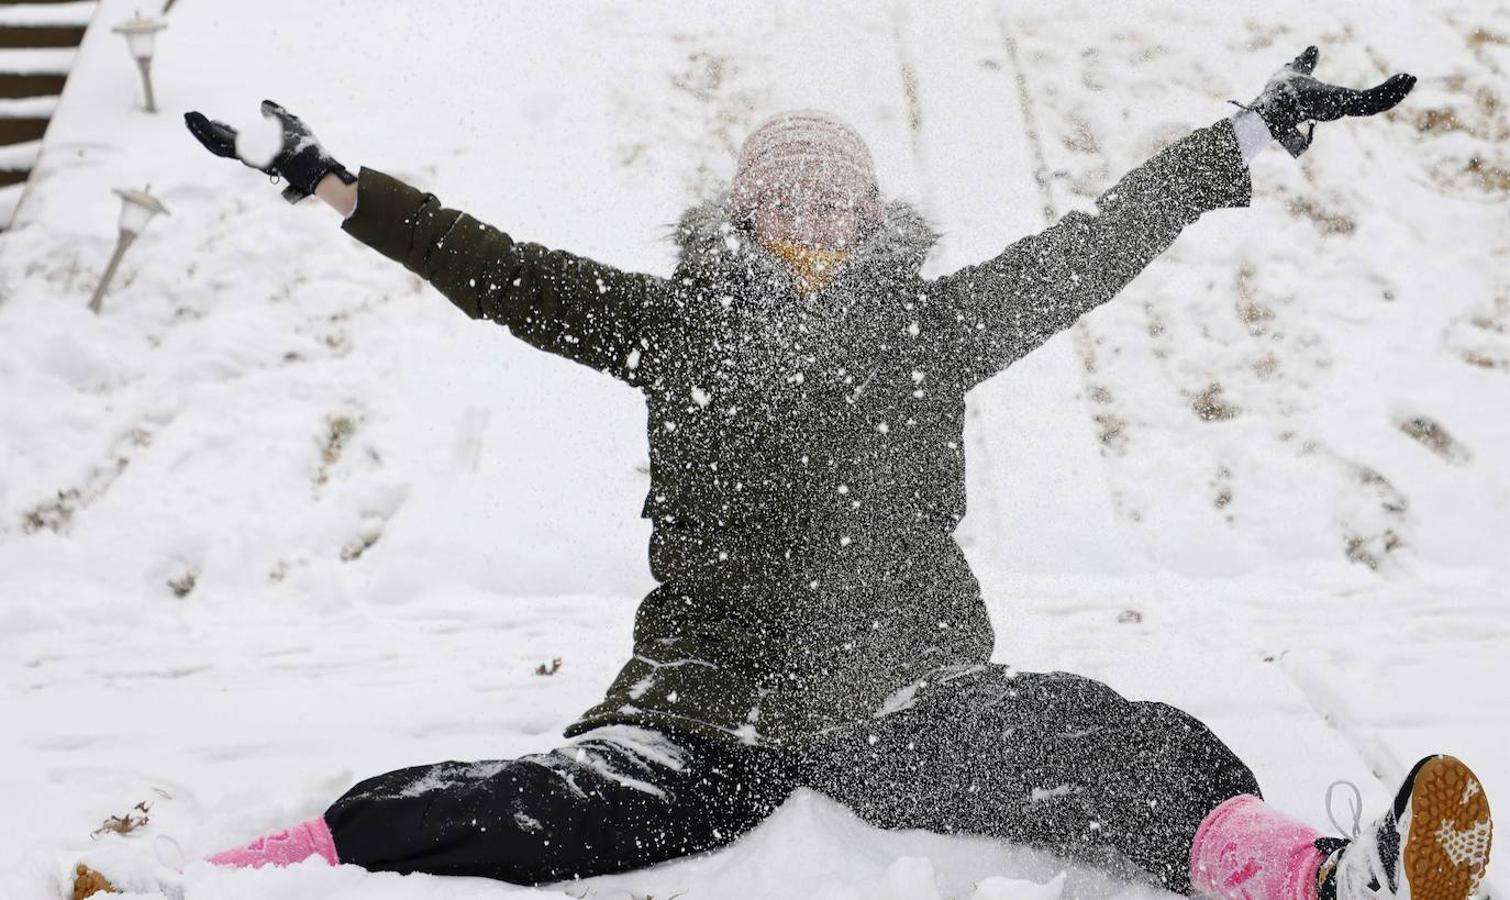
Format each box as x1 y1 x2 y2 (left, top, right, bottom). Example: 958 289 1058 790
749 172 866 251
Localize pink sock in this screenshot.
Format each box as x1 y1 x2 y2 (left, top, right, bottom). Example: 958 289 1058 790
205 817 340 869
1190 795 1326 900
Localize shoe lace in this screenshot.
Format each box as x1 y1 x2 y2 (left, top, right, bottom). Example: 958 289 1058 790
1314 780 1368 900
1327 780 1364 839
1324 780 1406 900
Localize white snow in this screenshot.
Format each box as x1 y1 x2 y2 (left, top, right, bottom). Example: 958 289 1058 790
0 2 96 28
0 46 77 75
0 0 1506 899
0 95 60 118
0 139 42 170
0 183 23 225
1437 818 1494 868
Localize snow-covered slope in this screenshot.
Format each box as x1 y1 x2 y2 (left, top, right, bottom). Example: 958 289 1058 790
0 1 1505 898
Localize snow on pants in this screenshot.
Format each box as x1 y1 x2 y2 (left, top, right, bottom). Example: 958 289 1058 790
322 666 1259 893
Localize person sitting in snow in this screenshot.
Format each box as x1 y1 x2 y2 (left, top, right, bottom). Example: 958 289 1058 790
74 44 1494 900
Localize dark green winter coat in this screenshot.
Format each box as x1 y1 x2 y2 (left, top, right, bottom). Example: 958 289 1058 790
342 118 1251 743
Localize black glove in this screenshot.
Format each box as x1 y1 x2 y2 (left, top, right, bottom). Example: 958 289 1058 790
1236 46 1416 158
185 100 356 203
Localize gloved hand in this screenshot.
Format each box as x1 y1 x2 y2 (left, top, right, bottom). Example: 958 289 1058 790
1237 46 1416 158
184 100 356 203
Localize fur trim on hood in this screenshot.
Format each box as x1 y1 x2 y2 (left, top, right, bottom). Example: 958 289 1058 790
670 196 939 287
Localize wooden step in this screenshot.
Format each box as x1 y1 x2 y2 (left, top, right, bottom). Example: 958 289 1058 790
0 25 85 48
0 72 65 98
0 168 27 187
0 115 46 143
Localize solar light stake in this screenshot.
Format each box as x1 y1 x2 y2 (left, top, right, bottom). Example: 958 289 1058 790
89 186 169 314
111 12 167 113
136 57 156 113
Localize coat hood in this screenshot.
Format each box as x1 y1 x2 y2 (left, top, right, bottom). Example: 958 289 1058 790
671 195 939 288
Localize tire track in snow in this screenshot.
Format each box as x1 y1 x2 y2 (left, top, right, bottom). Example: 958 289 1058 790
980 4 1136 573
886 2 1142 584
991 11 1057 228
992 7 1145 535
885 1 1013 566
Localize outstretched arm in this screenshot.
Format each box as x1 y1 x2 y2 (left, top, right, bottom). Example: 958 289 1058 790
928 45 1414 388
185 101 662 383
930 118 1251 387
336 167 661 381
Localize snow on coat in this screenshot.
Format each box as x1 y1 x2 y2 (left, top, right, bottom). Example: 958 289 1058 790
340 119 1251 742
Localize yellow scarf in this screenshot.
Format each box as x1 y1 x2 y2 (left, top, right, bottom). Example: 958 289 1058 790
761 239 851 295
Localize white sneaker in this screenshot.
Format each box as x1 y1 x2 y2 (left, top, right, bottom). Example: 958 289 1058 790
1321 755 1493 900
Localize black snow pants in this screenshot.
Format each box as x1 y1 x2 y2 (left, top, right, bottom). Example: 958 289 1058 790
324 666 1259 893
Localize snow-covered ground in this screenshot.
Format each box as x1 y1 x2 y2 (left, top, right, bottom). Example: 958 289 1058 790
0 1 1505 898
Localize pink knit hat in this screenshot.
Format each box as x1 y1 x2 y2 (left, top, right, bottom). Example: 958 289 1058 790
727 110 882 250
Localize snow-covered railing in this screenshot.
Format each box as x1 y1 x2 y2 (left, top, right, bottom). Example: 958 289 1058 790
0 136 40 169
0 2 96 28
0 46 77 75
0 94 58 117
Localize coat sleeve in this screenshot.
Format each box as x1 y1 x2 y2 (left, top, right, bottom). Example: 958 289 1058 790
341 167 663 383
927 118 1252 387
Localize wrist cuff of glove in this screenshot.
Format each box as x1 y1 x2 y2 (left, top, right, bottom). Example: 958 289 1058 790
1229 99 1313 159
1271 122 1314 158
278 161 356 204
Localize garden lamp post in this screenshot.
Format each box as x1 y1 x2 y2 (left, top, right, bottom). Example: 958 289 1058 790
89 187 169 314
112 13 167 113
